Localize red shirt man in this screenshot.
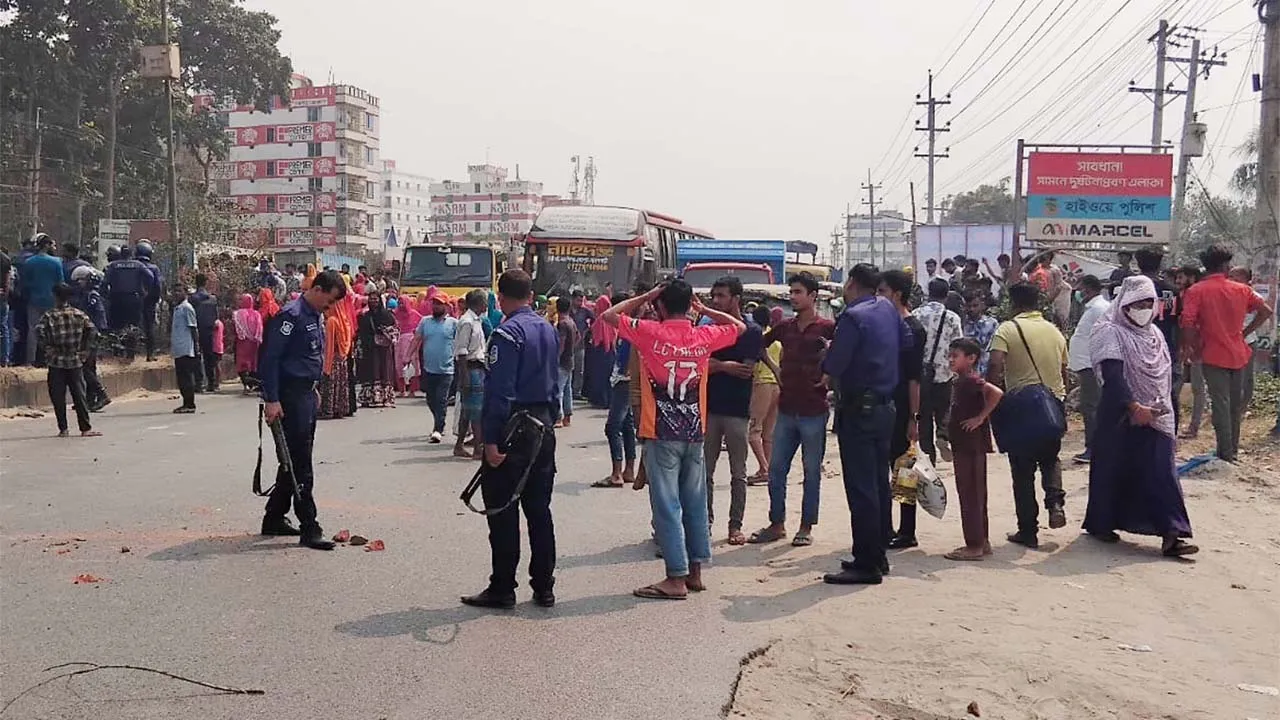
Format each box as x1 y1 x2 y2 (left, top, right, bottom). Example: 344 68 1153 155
1181 272 1269 370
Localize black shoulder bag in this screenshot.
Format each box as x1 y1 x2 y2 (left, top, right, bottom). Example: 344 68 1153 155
920 308 947 384
991 320 1067 452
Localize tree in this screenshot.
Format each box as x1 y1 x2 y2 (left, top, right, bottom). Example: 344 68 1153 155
945 177 1015 224
0 0 291 251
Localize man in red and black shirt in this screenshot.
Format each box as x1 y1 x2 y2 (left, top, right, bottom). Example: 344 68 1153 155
748 273 836 547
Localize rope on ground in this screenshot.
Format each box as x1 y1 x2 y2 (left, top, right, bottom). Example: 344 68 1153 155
0 661 265 716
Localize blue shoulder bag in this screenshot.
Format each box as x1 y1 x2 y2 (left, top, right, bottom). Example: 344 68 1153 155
992 320 1067 453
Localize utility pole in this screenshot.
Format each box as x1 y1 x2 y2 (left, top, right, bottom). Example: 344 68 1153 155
28 107 42 239
1254 0 1280 338
829 226 842 274
160 0 182 265
1171 36 1226 239
1129 20 1183 146
914 70 950 225
843 202 852 271
861 171 882 268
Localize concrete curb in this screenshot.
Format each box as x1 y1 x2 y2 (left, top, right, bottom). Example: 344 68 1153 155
1 357 235 410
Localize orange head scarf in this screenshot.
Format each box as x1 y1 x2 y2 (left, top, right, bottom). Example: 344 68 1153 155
258 288 281 321
301 263 318 290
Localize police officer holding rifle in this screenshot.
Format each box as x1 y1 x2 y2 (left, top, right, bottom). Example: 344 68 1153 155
257 269 348 550
461 269 561 609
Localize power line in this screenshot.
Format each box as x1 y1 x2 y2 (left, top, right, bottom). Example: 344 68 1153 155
948 0 1037 91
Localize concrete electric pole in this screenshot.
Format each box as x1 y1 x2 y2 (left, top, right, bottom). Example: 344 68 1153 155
1170 34 1226 239
914 71 950 225
160 0 181 264
1128 19 1175 146
861 171 882 267
1254 0 1280 334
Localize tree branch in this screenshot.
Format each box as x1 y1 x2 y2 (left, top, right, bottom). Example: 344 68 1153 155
0 662 264 716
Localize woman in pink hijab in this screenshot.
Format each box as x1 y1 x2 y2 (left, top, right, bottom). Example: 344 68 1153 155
392 294 423 397
232 294 263 394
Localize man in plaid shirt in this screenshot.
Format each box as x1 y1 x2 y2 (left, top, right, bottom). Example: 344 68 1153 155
36 284 102 437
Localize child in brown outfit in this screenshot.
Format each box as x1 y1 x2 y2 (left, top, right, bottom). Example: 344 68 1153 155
945 338 1003 561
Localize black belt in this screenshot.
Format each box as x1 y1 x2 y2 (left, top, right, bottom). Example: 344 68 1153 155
281 375 318 391
460 409 552 516
839 389 894 408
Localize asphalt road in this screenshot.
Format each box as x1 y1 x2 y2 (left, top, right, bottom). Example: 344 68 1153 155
0 391 772 720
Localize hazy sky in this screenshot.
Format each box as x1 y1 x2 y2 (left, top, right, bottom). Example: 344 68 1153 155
245 0 1263 256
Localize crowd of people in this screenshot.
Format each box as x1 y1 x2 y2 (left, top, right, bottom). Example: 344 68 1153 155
4 233 1278 601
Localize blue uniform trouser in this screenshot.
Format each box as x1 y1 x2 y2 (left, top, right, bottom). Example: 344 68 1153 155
264 377 320 531
480 406 557 595
0 298 10 366
836 399 895 573
142 302 158 357
108 293 142 331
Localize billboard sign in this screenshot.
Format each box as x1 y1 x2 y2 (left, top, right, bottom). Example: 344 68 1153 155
274 228 337 247
1026 152 1173 245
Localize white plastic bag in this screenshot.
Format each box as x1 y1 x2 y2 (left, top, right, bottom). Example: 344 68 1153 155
911 445 947 519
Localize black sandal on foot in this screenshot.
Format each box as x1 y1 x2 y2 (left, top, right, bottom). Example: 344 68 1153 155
1162 539 1199 558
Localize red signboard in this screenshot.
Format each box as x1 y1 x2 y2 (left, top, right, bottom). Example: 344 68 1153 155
275 228 337 248
1027 152 1173 197
290 85 336 107
235 122 336 146
227 158 337 180
234 193 336 214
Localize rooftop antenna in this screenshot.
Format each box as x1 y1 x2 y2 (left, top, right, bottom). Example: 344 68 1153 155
569 155 581 203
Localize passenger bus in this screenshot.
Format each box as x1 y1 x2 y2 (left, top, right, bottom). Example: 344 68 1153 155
399 242 499 300
523 206 714 297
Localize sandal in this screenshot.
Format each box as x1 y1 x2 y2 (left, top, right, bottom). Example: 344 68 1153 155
791 533 813 547
633 584 687 600
591 477 625 488
747 526 786 544
746 472 769 486
1162 539 1199 558
727 530 747 545
944 546 985 561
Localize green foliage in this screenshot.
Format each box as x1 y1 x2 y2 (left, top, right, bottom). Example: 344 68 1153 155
0 0 291 251
945 178 1015 225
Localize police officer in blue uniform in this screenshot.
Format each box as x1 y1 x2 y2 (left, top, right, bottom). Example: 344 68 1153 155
134 241 164 361
103 245 154 331
461 269 561 609
258 269 348 550
70 265 111 410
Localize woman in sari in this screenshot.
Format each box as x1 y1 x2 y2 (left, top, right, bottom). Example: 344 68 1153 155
232 294 263 394
257 287 281 323
318 296 354 419
1084 275 1197 558
301 263 318 291
394 293 423 396
584 294 615 408
356 290 399 407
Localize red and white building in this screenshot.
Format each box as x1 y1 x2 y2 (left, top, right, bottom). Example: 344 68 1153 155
429 164 546 250
198 77 382 257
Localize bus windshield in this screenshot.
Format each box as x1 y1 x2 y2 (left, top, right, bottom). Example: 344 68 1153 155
402 246 493 287
682 266 772 288
531 242 630 297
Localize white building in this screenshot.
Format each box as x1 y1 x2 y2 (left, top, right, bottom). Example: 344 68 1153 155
380 160 435 251
846 210 911 270
199 78 383 260
430 164 545 252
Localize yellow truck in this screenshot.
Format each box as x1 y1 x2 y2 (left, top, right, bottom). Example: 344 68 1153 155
399 243 499 300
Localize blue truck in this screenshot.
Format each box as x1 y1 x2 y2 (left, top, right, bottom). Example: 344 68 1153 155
675 239 788 288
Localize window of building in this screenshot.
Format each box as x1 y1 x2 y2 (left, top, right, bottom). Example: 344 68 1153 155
474 222 482 232
416 183 421 191
265 196 277 212
383 180 391 191
474 183 481 193
474 202 481 213
265 162 276 177
338 143 347 159
308 177 323 193
307 107 320 122
365 147 374 164
366 180 376 198
396 213 402 220
383 213 391 224
307 142 322 157
416 199 421 207
264 127 276 143
309 212 323 227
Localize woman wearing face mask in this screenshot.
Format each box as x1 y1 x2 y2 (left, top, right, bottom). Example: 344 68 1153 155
1084 275 1197 558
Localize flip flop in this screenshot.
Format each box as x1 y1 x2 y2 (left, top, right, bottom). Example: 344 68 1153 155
747 527 786 544
633 584 687 600
791 533 813 547
727 530 747 546
591 477 625 488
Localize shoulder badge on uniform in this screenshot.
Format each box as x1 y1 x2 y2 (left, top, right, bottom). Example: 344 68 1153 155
281 320 294 336
488 342 498 366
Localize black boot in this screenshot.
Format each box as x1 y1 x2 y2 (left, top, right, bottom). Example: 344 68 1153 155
460 588 516 609
261 516 301 536
532 589 556 608
299 526 335 550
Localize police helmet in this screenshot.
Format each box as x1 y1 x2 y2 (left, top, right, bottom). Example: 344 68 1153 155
106 245 122 262
71 265 103 285
118 245 133 259
135 240 154 260
33 232 53 249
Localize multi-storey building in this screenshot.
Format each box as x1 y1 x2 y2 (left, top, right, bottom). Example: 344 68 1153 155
380 159 435 249
429 164 544 252
845 210 911 270
199 77 382 262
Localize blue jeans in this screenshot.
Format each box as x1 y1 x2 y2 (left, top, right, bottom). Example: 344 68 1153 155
604 381 637 462
646 440 711 577
767 412 829 526
558 366 573 418
423 372 452 434
0 299 10 366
